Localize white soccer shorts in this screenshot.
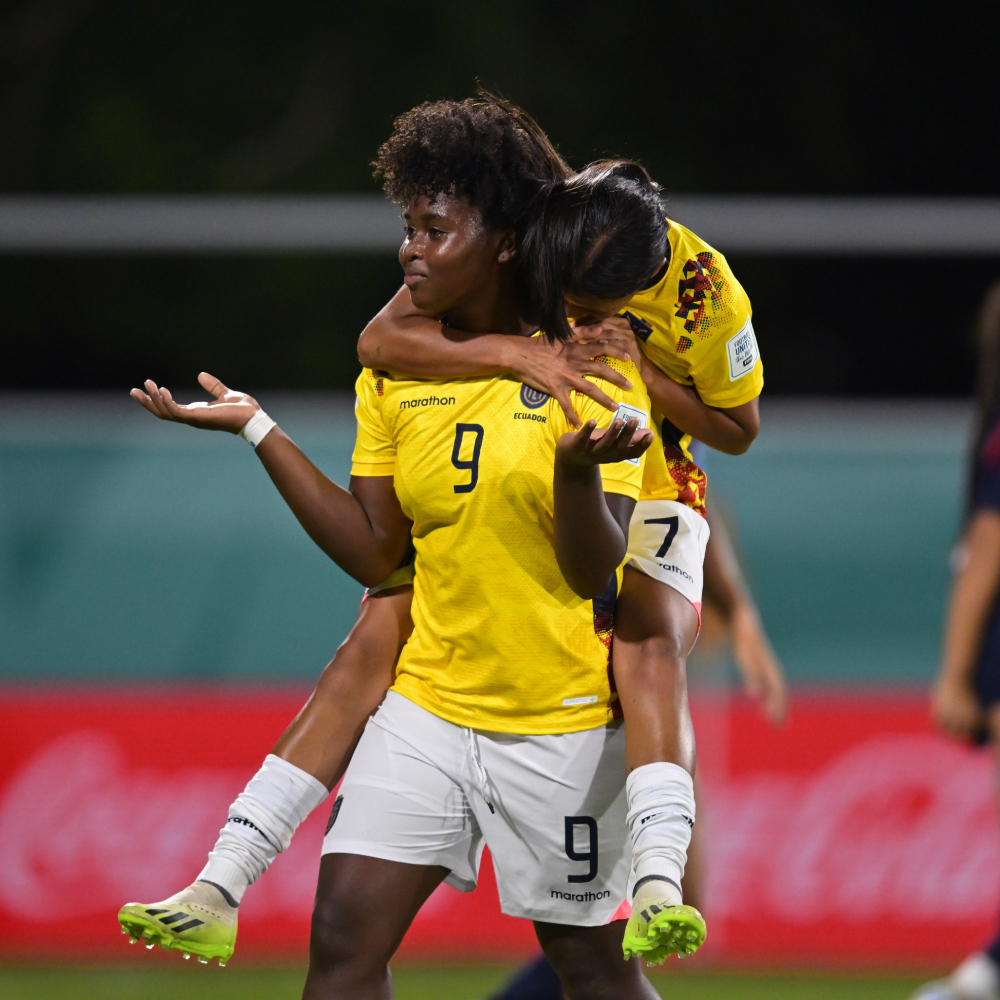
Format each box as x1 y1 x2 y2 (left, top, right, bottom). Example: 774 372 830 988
323 690 630 926
625 499 710 611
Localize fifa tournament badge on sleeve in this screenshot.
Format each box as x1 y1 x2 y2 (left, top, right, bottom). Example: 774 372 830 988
726 318 759 381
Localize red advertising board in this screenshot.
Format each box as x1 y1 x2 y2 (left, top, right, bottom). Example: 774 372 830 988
0 688 995 969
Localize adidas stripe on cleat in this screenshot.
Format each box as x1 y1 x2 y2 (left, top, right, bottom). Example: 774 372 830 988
622 902 706 965
117 880 237 965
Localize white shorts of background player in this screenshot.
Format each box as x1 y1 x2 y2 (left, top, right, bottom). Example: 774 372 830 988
323 690 631 926
625 499 710 612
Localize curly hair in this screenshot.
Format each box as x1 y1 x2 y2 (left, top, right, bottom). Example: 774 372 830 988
373 91 570 235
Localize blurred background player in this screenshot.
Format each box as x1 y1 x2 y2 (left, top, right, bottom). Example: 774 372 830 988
912 282 1000 1000
689 440 787 728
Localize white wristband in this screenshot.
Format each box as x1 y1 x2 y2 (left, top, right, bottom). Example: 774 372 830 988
239 410 276 448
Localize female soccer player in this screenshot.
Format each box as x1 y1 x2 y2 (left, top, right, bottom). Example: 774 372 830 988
122 94 763 972
912 283 1000 1000
354 160 764 967
123 95 703 997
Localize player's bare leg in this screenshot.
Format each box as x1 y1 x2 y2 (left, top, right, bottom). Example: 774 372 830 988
535 921 658 999
118 587 412 963
612 567 705 962
304 854 448 1000
614 569 698 775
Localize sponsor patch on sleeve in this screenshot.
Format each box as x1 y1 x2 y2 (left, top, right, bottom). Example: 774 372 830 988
727 318 759 381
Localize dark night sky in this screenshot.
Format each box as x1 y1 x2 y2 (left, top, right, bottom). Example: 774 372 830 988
2 0 998 393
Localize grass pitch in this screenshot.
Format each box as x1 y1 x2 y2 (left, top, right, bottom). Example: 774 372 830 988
0 964 928 999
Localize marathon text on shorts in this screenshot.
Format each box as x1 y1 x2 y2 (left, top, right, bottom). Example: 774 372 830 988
550 889 611 902
657 562 694 583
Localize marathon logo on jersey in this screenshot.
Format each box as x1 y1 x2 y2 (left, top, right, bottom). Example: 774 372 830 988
399 394 456 409
726 318 759 381
622 310 653 342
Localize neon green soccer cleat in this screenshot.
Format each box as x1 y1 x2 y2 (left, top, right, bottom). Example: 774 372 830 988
118 881 238 965
622 901 706 965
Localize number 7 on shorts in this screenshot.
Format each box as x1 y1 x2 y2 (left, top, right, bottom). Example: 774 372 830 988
644 515 679 558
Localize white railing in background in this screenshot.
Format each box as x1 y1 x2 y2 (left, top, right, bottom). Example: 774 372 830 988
1 194 999 254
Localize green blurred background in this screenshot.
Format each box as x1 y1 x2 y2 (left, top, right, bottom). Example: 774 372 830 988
0 395 967 685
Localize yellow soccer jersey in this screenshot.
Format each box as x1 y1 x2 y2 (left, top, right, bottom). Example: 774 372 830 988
622 220 763 515
351 358 650 735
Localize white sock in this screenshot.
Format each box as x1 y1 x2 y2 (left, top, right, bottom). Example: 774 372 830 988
197 754 328 904
626 761 695 902
952 953 1000 999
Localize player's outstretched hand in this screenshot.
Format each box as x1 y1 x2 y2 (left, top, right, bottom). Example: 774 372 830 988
932 674 985 739
510 337 634 429
130 373 261 434
556 417 653 469
730 604 788 724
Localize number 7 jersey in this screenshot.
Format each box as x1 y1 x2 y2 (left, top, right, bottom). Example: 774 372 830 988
627 220 764 516
351 362 648 735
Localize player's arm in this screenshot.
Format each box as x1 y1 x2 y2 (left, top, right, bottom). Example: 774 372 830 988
357 286 634 428
573 316 760 454
553 416 652 598
933 507 1000 737
130 373 412 587
702 507 787 723
255 435 412 587
638 361 759 455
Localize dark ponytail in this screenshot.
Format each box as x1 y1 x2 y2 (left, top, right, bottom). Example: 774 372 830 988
518 160 669 341
968 281 1000 515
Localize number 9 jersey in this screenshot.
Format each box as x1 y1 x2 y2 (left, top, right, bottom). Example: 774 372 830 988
350 361 649 736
